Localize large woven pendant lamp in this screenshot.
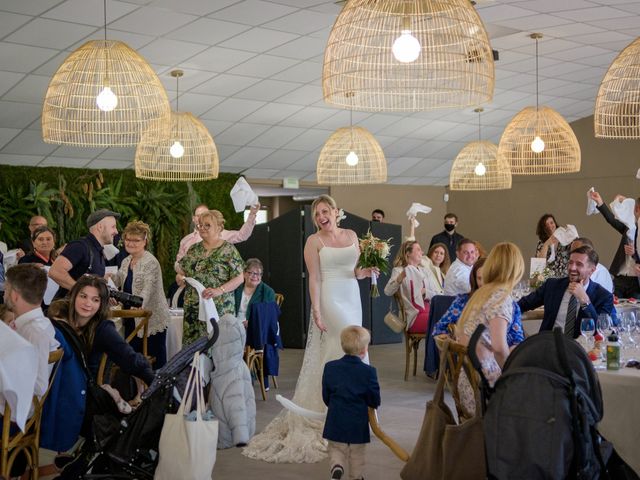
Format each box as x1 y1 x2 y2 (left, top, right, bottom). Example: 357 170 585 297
135 70 218 182
594 36 640 138
317 110 387 185
42 0 170 147
323 0 495 111
450 108 511 190
498 33 580 175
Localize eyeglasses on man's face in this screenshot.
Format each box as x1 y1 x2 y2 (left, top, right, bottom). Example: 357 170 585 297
245 271 262 278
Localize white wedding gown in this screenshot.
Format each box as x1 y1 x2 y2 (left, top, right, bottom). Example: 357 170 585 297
242 244 363 463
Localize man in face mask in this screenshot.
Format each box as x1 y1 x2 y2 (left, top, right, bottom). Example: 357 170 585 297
429 213 464 262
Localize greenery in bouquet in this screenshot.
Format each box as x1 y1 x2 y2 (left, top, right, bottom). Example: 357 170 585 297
358 231 392 297
529 265 552 290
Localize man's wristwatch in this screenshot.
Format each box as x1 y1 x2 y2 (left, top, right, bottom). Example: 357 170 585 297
580 300 591 308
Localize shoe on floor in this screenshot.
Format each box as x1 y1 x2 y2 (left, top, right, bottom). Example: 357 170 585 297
330 464 344 480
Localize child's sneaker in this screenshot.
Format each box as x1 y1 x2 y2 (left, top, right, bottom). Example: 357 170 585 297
330 464 344 480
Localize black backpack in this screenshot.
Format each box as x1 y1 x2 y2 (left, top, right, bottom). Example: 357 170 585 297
480 327 606 480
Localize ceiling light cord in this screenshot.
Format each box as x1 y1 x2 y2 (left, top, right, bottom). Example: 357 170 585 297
535 35 539 112
103 0 107 42
176 73 179 112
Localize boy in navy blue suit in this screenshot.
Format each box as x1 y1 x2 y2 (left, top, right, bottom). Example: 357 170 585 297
322 326 381 480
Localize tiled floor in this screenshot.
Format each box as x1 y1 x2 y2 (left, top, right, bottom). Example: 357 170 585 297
41 341 445 480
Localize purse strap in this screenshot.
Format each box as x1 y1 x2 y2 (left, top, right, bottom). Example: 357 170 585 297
433 340 450 405
179 352 206 420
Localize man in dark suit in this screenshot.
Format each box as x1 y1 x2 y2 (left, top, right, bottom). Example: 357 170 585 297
429 213 464 261
588 190 640 298
518 245 614 338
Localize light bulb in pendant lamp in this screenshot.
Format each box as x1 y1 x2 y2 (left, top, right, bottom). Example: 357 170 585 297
170 140 185 158
450 140 511 191
346 151 359 166
474 162 486 176
96 86 117 111
531 135 545 153
392 30 421 63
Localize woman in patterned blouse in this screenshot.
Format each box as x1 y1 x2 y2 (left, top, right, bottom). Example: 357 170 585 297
177 209 245 345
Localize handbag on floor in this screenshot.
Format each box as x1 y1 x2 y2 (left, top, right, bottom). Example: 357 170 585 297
384 300 405 333
400 340 485 480
155 352 218 480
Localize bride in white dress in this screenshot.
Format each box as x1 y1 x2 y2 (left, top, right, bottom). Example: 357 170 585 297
242 195 378 463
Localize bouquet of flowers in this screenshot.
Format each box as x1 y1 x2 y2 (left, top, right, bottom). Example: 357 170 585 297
358 231 392 297
529 264 552 290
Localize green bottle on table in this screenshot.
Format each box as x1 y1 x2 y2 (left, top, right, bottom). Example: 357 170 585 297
606 331 621 371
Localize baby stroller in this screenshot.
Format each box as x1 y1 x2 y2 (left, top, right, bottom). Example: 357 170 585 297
57 319 220 480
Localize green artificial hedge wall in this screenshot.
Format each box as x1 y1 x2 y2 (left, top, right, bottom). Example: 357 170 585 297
0 165 241 290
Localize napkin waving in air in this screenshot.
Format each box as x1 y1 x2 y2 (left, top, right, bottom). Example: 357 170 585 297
405 202 432 228
230 177 259 213
611 197 637 242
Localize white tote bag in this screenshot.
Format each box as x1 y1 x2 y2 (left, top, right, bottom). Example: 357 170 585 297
155 352 218 480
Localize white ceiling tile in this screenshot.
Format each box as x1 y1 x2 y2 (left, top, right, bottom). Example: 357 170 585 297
1 130 58 155
5 18 96 50
278 84 323 106
49 145 106 158
218 28 299 53
547 45 613 61
110 7 198 36
386 157 422 176
0 12 32 36
213 0 297 26
87 158 132 169
0 0 66 15
0 128 20 149
167 17 251 45
0 154 42 166
216 144 241 161
160 70 219 95
537 22 605 38
137 38 209 65
312 110 368 130
385 139 429 157
221 146 275 167
218 165 246 173
200 119 234 136
171 93 225 117
270 61 320 83
278 106 338 128
214 123 271 146
40 156 91 167
228 55 299 78
377 117 426 138
191 74 261 97
248 125 306 148
400 159 451 177
255 149 306 169
262 10 336 35
242 167 280 178
512 38 583 55
615 2 640 13
43 0 139 26
96 147 135 160
201 98 266 122
0 43 58 73
523 0 600 13
0 71 25 97
70 29 156 50
476 4 537 22
241 103 303 125
578 51 619 67
2 74 49 104
554 6 629 21
0 101 41 128
489 14 568 30
287 151 319 170
150 0 237 15
185 47 256 73
235 79 301 102
302 171 316 181
267 35 326 59
284 128 332 151
274 169 307 178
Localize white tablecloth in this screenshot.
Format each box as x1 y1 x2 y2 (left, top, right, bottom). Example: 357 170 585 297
598 366 640 474
166 309 184 361
0 321 38 431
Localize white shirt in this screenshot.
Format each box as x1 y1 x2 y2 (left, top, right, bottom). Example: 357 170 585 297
443 259 473 296
14 307 60 398
554 280 590 330
591 263 613 293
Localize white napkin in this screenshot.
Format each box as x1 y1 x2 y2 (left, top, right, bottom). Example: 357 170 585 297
3 249 20 268
230 177 259 213
184 277 218 336
553 224 579 246
611 198 636 242
586 187 599 216
42 266 59 305
103 244 119 261
636 168 640 180
405 202 432 228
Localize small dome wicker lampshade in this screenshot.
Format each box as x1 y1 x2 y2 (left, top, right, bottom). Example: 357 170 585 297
497 106 581 175
42 40 171 147
594 36 640 139
317 126 387 185
135 111 219 182
450 140 511 190
323 0 495 111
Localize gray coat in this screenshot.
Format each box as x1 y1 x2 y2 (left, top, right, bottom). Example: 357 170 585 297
209 313 256 449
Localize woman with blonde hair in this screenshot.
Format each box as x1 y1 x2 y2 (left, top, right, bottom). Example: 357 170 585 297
455 242 524 415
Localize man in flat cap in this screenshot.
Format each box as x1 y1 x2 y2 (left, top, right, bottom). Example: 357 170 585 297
49 209 120 299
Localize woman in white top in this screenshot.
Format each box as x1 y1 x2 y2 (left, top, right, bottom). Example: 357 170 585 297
385 240 433 333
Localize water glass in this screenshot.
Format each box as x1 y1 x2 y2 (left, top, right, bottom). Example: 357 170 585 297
580 317 595 351
597 313 612 336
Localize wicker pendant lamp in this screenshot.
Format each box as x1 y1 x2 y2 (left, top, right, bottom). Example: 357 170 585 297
323 0 495 112
450 108 511 190
498 34 580 175
135 70 219 182
42 0 170 147
317 111 386 184
594 36 640 138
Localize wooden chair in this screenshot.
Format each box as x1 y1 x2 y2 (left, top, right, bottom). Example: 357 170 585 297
245 294 283 401
96 308 151 386
1 348 64 480
368 408 409 462
434 336 481 422
395 293 425 381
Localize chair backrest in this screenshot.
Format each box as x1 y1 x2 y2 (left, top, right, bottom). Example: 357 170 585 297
393 292 407 326
97 309 151 385
434 336 480 422
275 293 284 308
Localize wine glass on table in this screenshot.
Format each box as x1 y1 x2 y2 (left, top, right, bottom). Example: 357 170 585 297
580 317 596 352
